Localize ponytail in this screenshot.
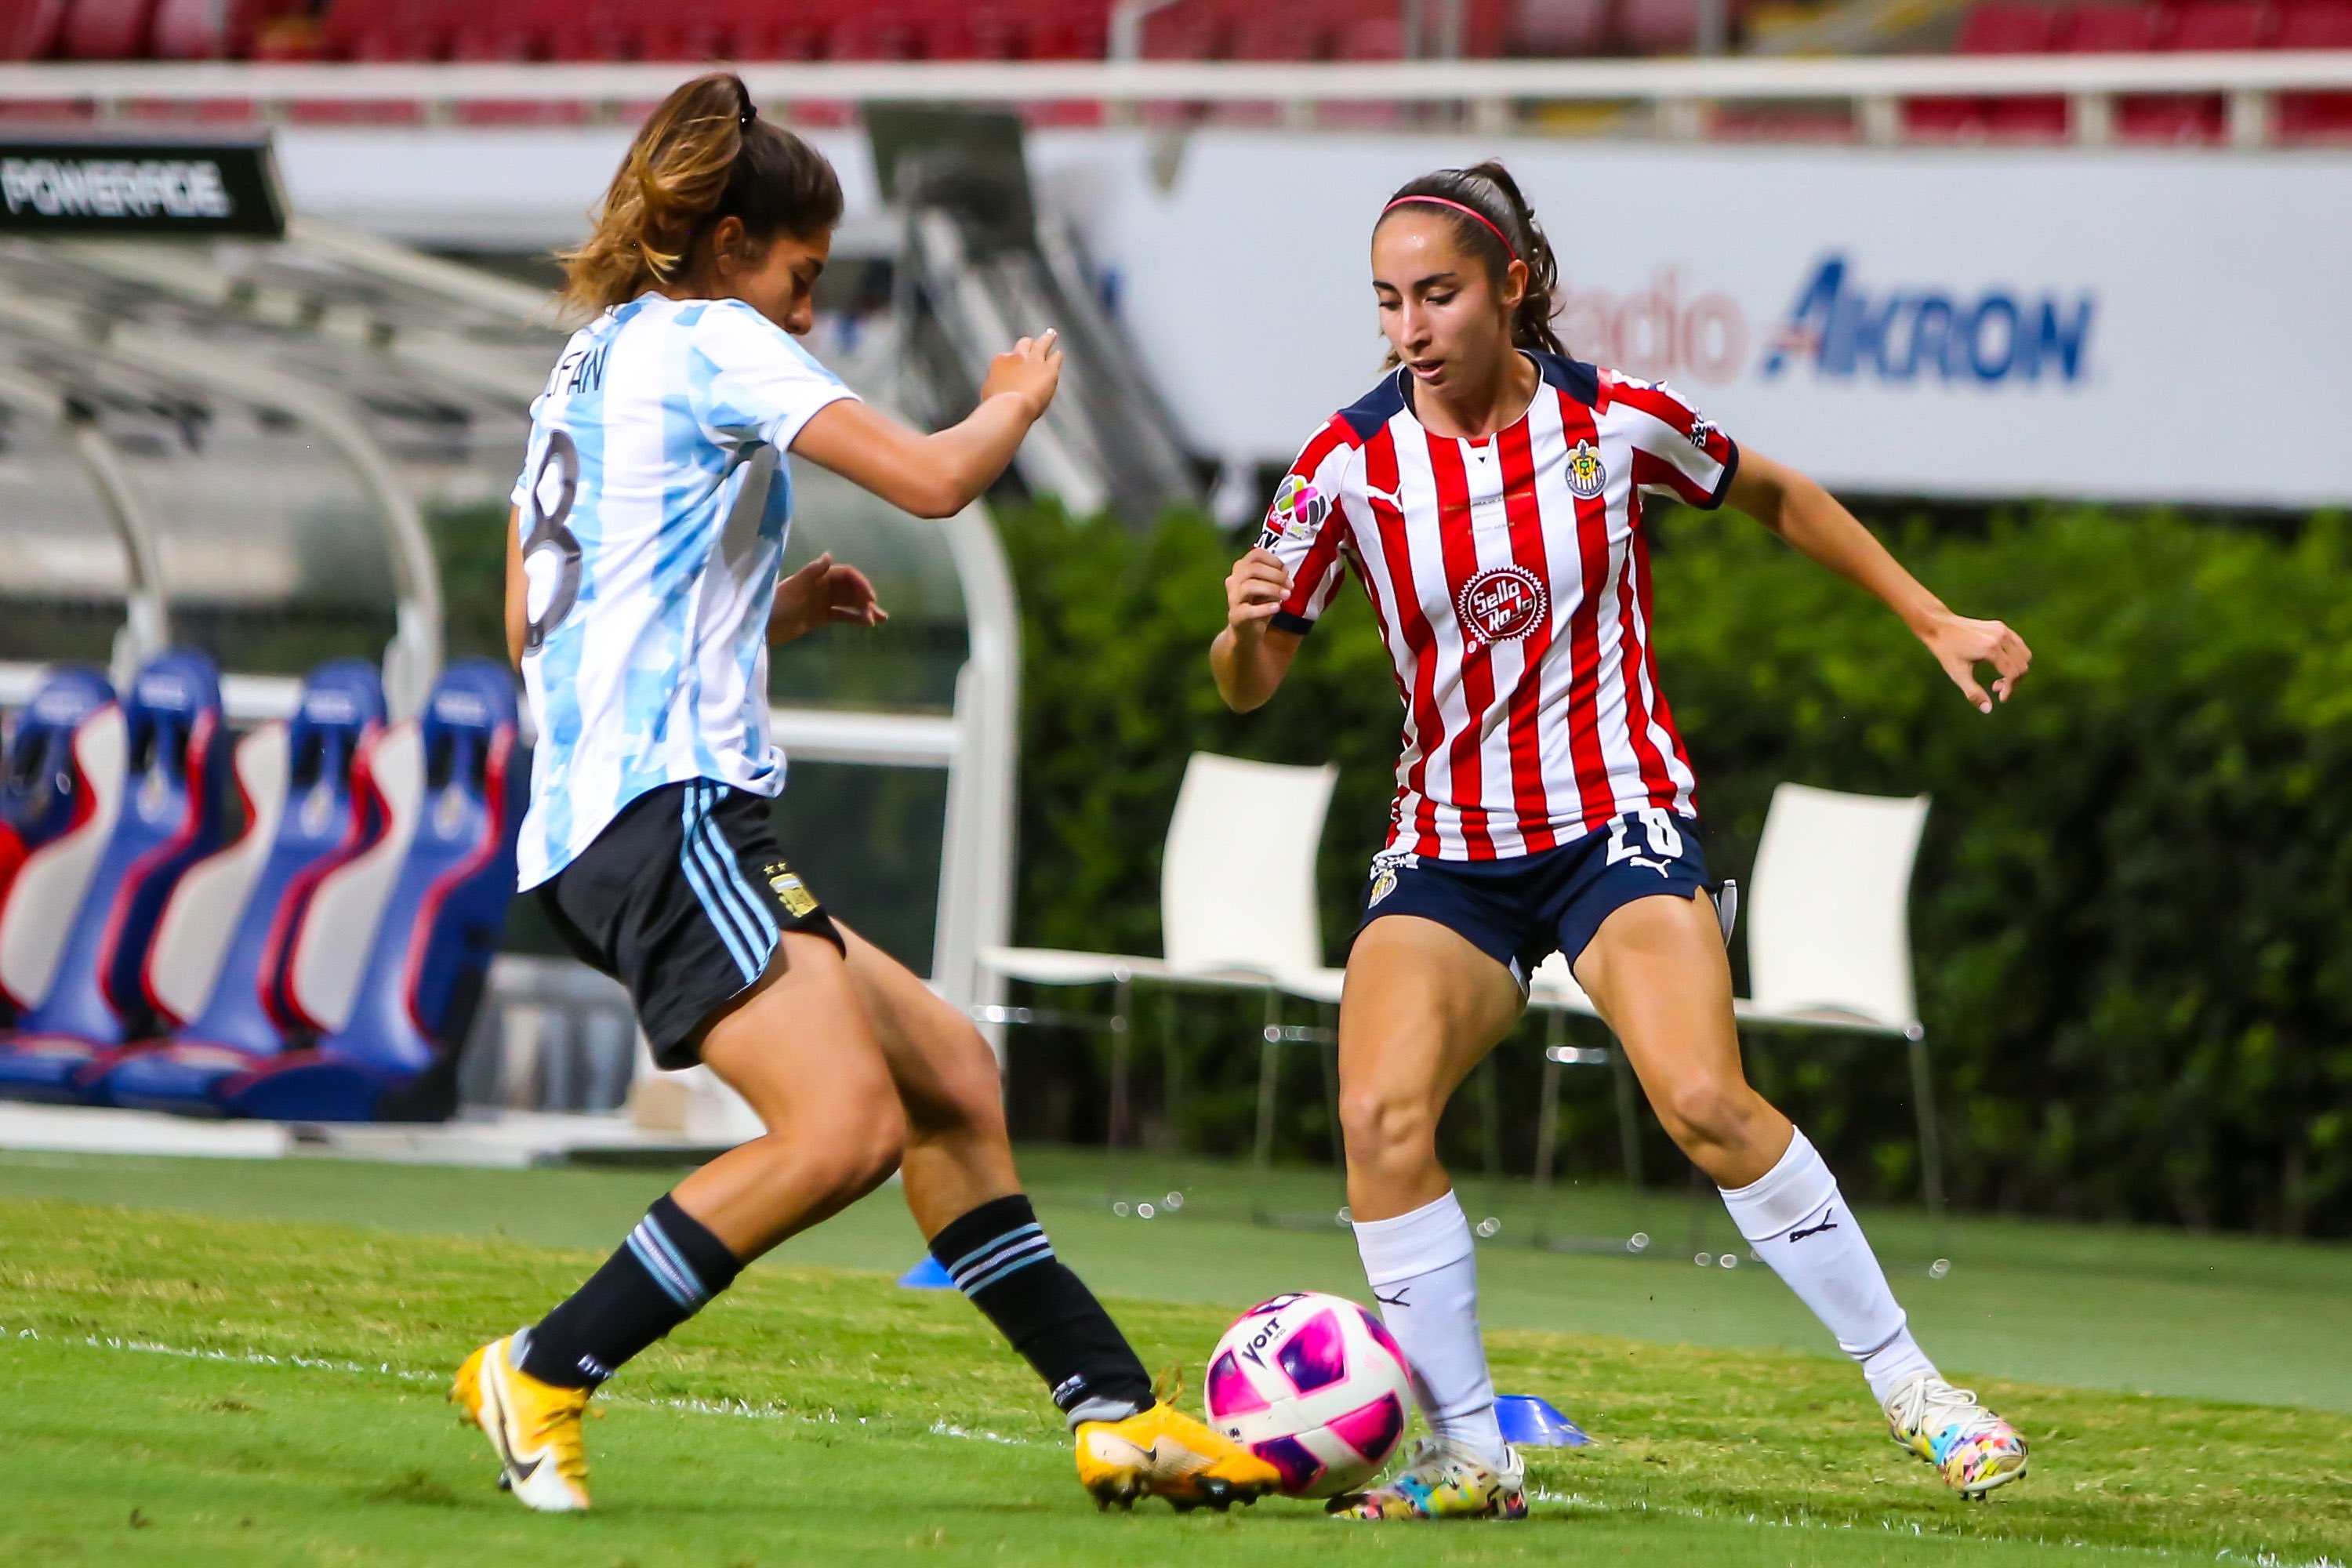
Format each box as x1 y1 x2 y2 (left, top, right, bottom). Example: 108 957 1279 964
1376 160 1566 358
559 72 844 318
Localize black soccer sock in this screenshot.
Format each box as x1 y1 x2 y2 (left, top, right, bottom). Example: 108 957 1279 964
929 1194 1155 1425
518 1193 744 1389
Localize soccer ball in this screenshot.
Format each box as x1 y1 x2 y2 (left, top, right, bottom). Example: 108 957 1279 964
1203 1290 1413 1497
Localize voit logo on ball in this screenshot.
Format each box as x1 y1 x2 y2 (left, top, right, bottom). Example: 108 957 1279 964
1456 564 1548 648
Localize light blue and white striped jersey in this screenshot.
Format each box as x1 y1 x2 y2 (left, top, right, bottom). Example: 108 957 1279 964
510 293 858 890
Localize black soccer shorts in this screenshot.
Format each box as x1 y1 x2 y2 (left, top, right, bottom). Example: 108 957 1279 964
535 779 844 1069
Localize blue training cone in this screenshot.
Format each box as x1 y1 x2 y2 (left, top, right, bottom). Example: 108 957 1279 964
1496 1394 1592 1447
898 1255 956 1290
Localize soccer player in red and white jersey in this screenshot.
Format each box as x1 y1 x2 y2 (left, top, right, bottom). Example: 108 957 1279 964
1214 162 2034 1519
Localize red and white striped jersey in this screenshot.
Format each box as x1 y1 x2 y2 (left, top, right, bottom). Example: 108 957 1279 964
1260 352 1738 862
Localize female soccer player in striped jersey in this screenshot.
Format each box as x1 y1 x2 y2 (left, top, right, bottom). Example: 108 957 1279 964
1214 162 2034 1520
451 73 1276 1515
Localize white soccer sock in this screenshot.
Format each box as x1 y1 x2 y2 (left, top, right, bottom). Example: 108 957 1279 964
1719 1129 1938 1406
1352 1189 1506 1464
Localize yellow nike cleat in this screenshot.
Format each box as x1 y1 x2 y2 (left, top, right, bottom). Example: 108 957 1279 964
1074 1399 1284 1512
450 1334 593 1512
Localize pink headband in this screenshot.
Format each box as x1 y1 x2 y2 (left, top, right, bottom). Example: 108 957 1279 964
1381 194 1518 260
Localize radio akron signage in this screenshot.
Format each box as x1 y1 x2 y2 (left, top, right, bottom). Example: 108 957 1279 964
1062 134 2352 507
0 134 287 238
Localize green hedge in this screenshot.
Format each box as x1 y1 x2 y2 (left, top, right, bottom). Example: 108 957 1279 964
1000 501 2352 1238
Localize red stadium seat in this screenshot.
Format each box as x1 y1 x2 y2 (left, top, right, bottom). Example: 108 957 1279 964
1956 0 2060 49
1335 12 1406 56
2170 0 2273 45
1907 1 2063 136
1618 0 1700 53
149 0 264 56
2275 1 2352 138
1029 1 1109 58
59 0 153 56
1229 11 1330 59
1506 0 1612 56
2057 3 2163 49
1 0 71 59
1143 0 1232 59
2125 2 2270 141
828 0 921 60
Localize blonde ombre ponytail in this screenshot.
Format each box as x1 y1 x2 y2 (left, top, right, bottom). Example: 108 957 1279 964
559 73 844 318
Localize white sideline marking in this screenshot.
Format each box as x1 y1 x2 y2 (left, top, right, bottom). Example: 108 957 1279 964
4 1322 2342 1565
0 1320 1044 1445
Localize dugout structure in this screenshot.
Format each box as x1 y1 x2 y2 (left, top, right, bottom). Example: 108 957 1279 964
0 176 1018 1125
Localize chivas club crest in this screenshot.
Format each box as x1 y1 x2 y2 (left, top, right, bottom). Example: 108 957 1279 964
1367 847 1417 908
1454 564 1549 648
1566 437 1606 499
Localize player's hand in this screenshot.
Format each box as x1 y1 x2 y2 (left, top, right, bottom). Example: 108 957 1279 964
980 328 1062 423
1225 546 1292 638
770 552 887 645
1919 610 2030 713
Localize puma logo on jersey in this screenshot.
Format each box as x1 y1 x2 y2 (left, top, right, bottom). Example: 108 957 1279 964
1622 855 1674 877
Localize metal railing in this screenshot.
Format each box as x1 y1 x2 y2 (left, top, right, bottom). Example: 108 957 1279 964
3 56 2350 145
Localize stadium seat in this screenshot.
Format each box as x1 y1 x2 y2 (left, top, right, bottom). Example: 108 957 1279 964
2 0 71 57
1618 0 1701 54
2275 1 2352 139
2058 2 2164 49
1907 2 2066 139
90 660 385 1114
2112 2 2268 140
147 0 260 56
0 652 230 1102
1028 0 1109 58
1506 0 1612 56
0 668 116 1025
58 0 154 57
0 667 114 914
219 661 519 1122
1229 11 1333 59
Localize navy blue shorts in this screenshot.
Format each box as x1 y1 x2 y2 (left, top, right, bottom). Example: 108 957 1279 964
1355 809 1711 988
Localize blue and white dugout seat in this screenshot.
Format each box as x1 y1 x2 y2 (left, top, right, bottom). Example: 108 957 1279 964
91 660 388 1113
0 654 231 1100
0 667 118 1026
218 660 521 1123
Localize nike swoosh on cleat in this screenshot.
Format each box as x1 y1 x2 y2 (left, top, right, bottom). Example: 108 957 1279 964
481 1363 543 1483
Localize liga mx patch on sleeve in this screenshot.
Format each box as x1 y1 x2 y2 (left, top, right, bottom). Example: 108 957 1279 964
762 861 821 917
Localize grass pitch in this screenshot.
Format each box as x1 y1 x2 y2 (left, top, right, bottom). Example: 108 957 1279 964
2 1166 2348 1567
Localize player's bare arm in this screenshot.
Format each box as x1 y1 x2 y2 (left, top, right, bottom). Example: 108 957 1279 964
1725 449 2032 714
1210 546 1302 712
793 331 1061 518
503 505 526 669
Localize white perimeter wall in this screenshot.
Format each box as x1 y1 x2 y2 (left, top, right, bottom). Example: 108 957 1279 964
278 127 2352 508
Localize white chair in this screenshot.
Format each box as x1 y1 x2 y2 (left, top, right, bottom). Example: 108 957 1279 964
978 753 1340 1203
1736 783 1943 1225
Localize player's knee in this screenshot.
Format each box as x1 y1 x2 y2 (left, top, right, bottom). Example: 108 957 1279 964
796 1079 906 1200
1657 1076 1749 1149
836 1102 907 1197
923 1032 1011 1142
1338 1083 1436 1167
